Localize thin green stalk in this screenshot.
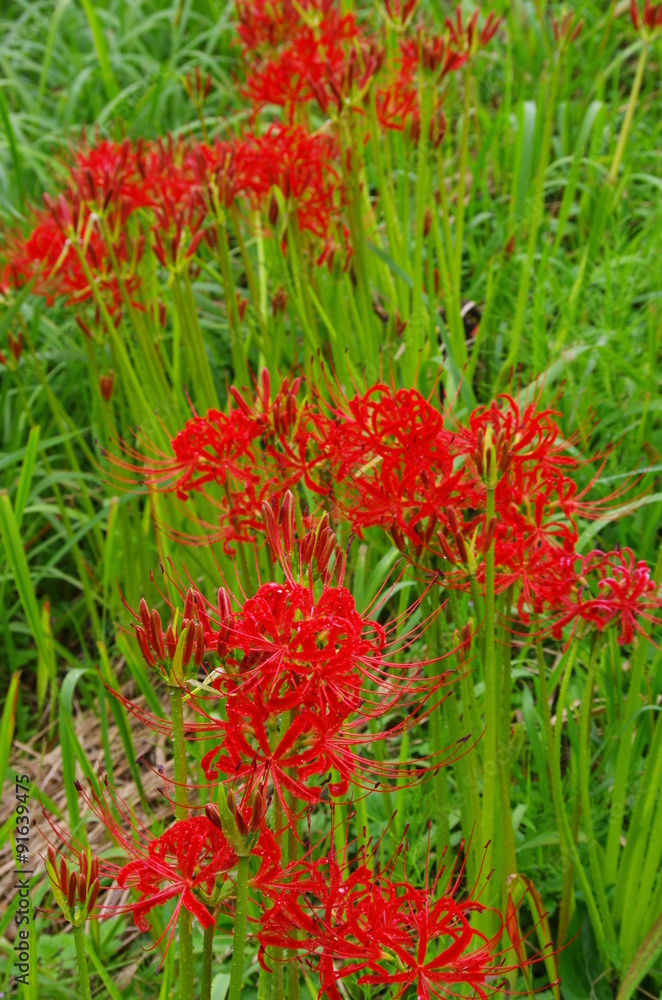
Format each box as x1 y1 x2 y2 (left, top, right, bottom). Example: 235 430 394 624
181 267 219 409
578 640 617 942
228 856 250 1000
73 925 93 1000
481 482 498 887
557 784 581 947
201 924 215 1000
272 790 286 1000
607 39 649 186
169 687 194 1000
550 640 607 955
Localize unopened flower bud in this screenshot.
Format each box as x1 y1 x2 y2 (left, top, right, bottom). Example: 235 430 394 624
301 529 316 564
78 873 87 903
194 622 205 666
249 789 265 832
181 620 196 667
139 598 152 640
183 588 196 621
150 609 165 660
280 490 295 554
135 626 155 668
87 878 100 911
165 625 177 659
205 803 223 830
262 499 280 560
67 872 77 909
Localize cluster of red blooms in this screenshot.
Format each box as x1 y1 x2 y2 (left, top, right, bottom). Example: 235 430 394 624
43 494 554 993
259 832 547 999
116 371 660 646
120 494 453 810
237 0 500 133
1 128 342 315
630 0 662 32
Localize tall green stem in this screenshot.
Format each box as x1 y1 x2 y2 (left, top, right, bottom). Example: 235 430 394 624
73 926 93 1000
169 687 194 1000
550 641 607 955
578 640 616 942
481 483 498 887
607 40 649 186
228 856 250 1000
201 924 215 1000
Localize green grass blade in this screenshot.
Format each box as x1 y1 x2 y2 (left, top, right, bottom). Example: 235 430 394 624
77 0 119 101
0 672 20 809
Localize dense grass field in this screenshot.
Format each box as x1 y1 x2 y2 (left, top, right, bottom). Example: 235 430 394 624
1 0 661 997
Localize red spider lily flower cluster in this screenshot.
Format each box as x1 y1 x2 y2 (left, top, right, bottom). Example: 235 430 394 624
0 127 343 316
630 0 662 33
259 831 555 999
46 847 100 927
238 0 499 131
121 496 457 817
44 777 279 955
122 370 659 645
108 369 319 550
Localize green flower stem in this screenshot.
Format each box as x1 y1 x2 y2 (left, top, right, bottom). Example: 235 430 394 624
497 595 517 909
578 639 617 942
481 483 498 890
535 638 555 774
71 244 151 425
271 793 285 1000
453 64 472 301
550 640 607 955
213 220 248 387
73 925 93 1000
169 688 189 820
169 687 194 1000
230 205 267 339
228 856 250 1000
201 924 215 1000
180 267 219 410
435 151 465 363
607 39 649 186
557 784 581 948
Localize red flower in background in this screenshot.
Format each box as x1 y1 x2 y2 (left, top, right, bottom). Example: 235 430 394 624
238 124 343 239
107 370 321 549
258 833 553 999
242 7 359 116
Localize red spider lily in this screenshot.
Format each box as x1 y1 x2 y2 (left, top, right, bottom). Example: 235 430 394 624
117 500 460 822
1 204 141 314
537 547 662 645
242 9 359 117
235 0 334 53
106 370 321 549
258 831 555 999
444 5 501 56
630 0 662 32
46 847 101 926
62 778 280 958
305 379 478 551
383 0 419 30
238 124 343 240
